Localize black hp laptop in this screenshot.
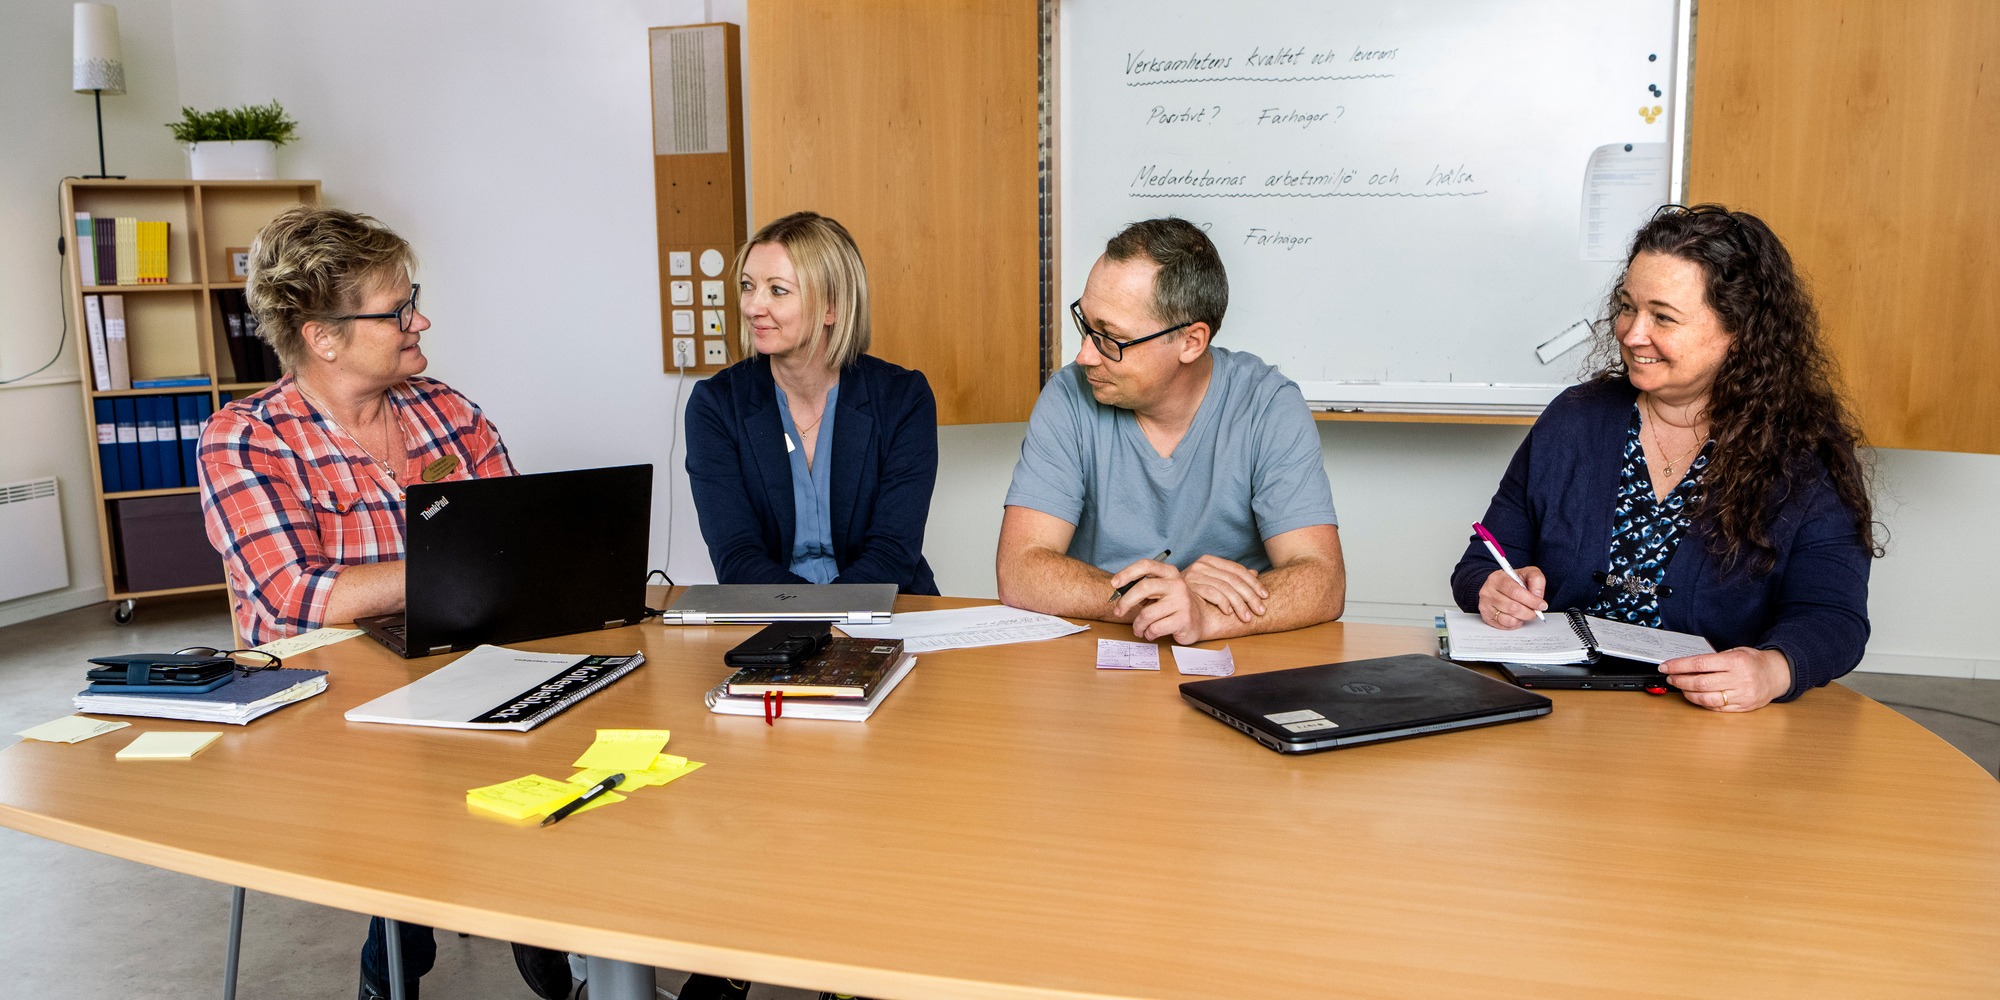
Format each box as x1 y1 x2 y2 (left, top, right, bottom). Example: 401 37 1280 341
1180 654 1552 754
356 465 653 658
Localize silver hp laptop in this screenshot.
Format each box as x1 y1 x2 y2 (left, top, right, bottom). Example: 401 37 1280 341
1180 654 1552 754
657 584 896 624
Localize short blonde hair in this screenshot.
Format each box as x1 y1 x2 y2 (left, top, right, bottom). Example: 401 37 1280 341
245 206 416 374
732 211 870 369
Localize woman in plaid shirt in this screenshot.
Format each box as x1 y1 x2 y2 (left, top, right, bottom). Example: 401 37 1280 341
198 206 514 646
195 206 571 1000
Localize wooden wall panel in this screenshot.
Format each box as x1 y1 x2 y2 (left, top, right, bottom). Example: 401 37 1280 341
1688 0 2000 454
747 0 1041 426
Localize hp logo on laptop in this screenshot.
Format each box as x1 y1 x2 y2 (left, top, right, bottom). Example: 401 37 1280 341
774 592 797 601
1340 681 1382 695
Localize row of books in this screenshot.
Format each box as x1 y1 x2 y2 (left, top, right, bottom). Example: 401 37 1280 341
93 394 214 493
75 213 170 286
82 294 130 391
83 290 280 390
216 290 284 382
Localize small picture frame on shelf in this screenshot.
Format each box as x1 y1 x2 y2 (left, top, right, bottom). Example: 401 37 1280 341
227 247 252 281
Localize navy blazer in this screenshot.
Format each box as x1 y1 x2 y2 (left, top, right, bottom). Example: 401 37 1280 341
1450 379 1871 701
684 353 940 594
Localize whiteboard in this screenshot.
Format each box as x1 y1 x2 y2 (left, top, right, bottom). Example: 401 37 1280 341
1057 0 1687 413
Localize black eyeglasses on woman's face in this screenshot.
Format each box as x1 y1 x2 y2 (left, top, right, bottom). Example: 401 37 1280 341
334 283 421 332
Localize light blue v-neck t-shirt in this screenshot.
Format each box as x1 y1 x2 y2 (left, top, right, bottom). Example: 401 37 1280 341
1004 347 1337 573
775 383 839 584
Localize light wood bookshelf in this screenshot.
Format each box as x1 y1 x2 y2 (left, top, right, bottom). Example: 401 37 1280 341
60 178 322 623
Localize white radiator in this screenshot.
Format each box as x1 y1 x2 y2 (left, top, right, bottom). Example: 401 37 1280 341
0 477 69 603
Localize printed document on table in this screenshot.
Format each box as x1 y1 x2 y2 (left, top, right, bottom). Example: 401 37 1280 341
840 605 1087 653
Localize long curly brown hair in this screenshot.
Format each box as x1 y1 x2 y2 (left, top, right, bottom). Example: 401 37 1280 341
1586 204 1879 576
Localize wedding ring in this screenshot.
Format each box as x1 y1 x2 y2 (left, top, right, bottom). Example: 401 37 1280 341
1721 690 1731 707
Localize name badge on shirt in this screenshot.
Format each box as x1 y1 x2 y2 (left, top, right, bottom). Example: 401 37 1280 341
421 455 459 482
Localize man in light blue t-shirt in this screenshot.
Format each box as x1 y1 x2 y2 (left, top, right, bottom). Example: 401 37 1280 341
998 218 1345 645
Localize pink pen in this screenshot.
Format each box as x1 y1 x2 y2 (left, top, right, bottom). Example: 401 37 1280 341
1472 522 1544 621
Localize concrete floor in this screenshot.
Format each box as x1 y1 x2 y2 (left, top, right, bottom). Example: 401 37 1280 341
2 596 1995 998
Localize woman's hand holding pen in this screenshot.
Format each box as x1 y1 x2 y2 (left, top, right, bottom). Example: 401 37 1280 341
1479 566 1548 629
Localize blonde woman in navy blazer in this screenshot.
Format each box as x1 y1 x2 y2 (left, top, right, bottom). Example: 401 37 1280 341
684 211 940 598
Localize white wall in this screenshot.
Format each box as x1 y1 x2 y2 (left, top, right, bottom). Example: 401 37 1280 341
2 1 1995 678
0 0 188 626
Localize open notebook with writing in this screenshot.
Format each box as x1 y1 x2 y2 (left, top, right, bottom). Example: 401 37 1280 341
1444 610 1714 665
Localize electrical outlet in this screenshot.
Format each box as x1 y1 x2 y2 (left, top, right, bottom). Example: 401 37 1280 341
703 339 728 365
668 251 692 276
672 338 696 368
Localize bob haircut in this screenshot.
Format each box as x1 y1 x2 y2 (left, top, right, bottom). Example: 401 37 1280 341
245 205 416 375
732 211 870 369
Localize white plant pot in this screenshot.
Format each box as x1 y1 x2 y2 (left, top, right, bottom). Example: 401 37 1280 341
187 140 278 180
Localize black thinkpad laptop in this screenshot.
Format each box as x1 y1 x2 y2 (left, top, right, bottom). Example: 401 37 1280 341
1179 654 1552 754
356 464 653 658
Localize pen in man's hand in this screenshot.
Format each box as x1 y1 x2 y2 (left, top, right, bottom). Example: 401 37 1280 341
1109 550 1173 602
541 772 624 827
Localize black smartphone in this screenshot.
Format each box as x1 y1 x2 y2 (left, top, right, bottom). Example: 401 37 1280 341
724 621 832 668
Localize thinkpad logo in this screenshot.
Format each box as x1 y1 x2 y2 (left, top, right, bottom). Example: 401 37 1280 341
420 496 449 520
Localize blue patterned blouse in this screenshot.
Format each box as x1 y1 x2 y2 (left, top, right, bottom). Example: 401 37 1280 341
1584 405 1712 627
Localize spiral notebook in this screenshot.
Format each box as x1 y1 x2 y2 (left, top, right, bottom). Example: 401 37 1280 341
1443 610 1714 665
344 645 643 731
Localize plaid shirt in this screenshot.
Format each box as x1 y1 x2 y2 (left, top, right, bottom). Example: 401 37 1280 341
199 375 515 645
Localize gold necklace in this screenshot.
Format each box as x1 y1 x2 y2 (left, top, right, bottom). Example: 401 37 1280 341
1642 396 1705 479
298 382 401 479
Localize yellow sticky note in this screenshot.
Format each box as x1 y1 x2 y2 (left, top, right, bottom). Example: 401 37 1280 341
571 758 704 791
640 759 705 787
253 627 364 658
572 729 671 772
467 774 625 820
16 716 130 744
115 731 222 760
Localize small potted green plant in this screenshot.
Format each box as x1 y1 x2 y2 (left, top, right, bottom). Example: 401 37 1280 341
166 100 299 180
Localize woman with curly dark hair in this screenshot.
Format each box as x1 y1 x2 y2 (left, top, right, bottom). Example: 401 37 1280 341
1450 204 1877 712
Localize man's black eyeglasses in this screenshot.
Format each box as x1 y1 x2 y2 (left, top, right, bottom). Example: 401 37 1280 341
1069 298 1191 362
174 646 283 674
335 284 421 332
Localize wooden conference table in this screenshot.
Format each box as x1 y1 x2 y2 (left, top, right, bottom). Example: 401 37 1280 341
3 592 1998 999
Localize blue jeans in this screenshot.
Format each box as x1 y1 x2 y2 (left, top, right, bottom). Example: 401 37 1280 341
360 918 437 989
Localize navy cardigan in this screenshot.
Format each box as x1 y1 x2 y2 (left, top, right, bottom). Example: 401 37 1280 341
684 353 940 594
1450 379 1871 701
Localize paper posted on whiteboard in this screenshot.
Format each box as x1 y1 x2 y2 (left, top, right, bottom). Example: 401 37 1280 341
1580 143 1669 261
